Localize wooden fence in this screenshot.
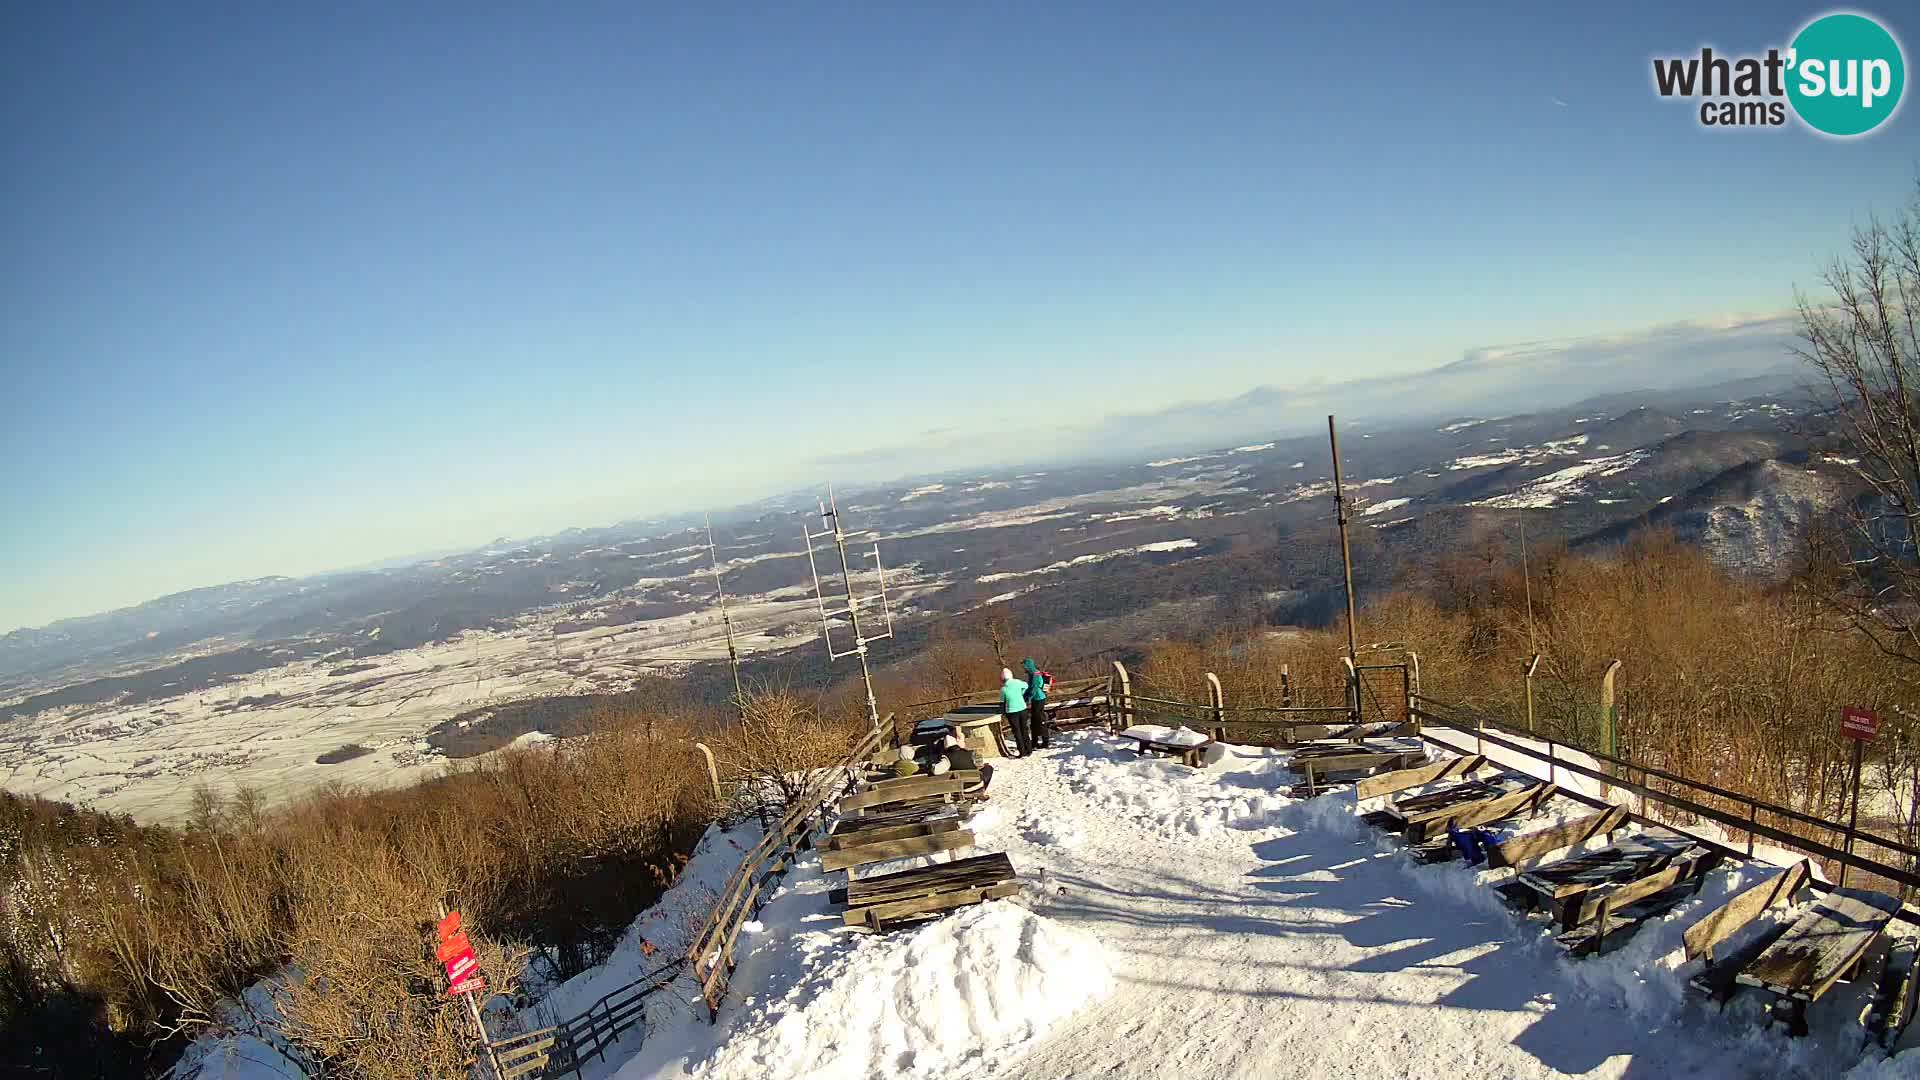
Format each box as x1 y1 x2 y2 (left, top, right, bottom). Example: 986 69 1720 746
684 722 887 1019
1105 661 1378 746
885 676 1113 746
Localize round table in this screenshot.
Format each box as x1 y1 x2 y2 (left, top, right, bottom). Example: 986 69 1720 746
942 705 1012 759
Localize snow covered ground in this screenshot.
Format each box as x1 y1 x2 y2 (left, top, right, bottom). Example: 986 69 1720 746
460 730 1920 1080
174 722 1920 1080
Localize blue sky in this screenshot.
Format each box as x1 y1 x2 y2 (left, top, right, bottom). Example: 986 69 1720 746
2 3 1915 632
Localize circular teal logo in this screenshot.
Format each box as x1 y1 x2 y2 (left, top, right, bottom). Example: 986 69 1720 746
1787 13 1906 136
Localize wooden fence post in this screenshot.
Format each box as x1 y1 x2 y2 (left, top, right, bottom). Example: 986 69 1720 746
1598 660 1622 796
1111 661 1131 732
692 742 722 804
1280 663 1294 708
1205 672 1225 742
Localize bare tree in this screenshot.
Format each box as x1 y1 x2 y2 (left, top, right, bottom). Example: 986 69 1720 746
1795 179 1920 679
967 608 1018 668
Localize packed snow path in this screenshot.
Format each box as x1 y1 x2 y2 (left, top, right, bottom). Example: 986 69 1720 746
609 730 1919 1080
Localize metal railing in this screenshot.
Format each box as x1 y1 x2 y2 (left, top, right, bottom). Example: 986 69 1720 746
486 956 684 1080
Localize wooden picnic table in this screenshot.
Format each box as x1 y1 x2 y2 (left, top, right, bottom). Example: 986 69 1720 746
1119 725 1214 767
1738 889 1902 1005
1288 737 1427 795
1388 776 1524 825
1511 827 1712 925
827 804 966 850
1382 774 1551 845
831 852 1021 931
1291 736 1426 763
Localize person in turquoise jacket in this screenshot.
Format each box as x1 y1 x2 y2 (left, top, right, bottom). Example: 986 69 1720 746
1022 658 1051 750
999 666 1033 755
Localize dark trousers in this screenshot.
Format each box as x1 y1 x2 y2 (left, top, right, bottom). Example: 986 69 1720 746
1028 701 1049 749
1008 709 1032 754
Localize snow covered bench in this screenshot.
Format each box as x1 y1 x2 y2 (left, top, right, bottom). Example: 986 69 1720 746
1119 724 1214 768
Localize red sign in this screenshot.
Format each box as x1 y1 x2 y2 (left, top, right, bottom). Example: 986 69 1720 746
443 947 478 984
435 910 485 998
1842 706 1880 741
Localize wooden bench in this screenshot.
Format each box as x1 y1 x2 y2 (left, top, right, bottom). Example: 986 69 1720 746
831 852 1021 932
1484 805 1630 870
1556 877 1706 957
1356 754 1488 802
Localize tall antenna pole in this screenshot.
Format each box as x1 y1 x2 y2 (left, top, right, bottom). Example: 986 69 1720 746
706 515 745 715
803 485 894 736
1519 514 1538 653
1328 415 1360 667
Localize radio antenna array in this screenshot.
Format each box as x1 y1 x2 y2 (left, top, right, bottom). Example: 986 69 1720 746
706 515 746 716
802 484 894 734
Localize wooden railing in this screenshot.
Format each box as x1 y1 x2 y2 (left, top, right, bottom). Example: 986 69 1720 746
886 676 1113 746
1106 661 1369 746
684 721 887 1020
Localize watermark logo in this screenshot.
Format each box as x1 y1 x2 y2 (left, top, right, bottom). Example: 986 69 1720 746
1652 11 1905 137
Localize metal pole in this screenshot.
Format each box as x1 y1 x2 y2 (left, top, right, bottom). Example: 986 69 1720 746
1328 416 1360 668
706 516 746 715
1842 738 1864 889
1520 514 1537 654
1524 654 1541 735
826 487 882 735
439 901 502 1080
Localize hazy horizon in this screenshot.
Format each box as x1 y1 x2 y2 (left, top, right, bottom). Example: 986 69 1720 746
5 3 1913 632
0 313 1805 635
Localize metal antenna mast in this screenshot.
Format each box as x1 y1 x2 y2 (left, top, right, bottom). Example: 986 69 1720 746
1327 415 1360 667
706 515 746 714
802 485 895 735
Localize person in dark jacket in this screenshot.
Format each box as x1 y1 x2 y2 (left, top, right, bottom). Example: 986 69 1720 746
935 735 994 792
1022 657 1050 750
